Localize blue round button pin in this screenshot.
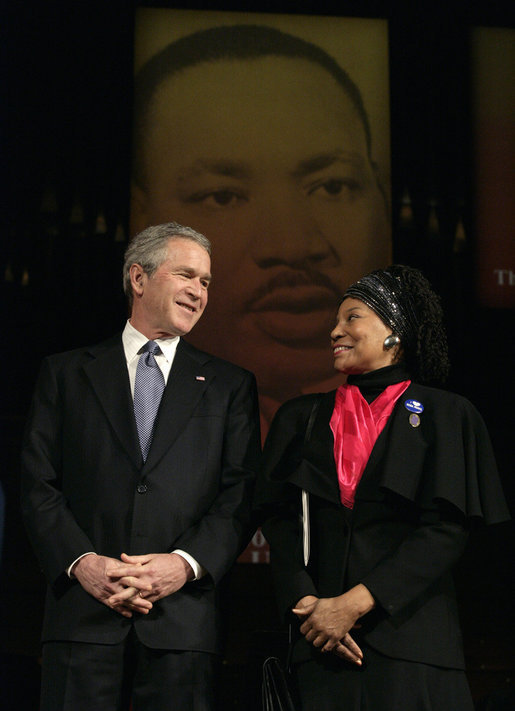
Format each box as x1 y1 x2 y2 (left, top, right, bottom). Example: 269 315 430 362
404 399 424 414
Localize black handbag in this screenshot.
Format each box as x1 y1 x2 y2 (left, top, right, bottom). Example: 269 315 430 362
261 656 297 711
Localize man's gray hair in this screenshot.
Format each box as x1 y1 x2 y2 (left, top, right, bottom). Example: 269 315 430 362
123 222 211 305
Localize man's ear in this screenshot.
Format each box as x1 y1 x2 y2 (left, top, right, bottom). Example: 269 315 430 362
130 184 149 237
129 263 146 298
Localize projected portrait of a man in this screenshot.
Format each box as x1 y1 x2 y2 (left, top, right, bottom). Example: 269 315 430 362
130 16 391 430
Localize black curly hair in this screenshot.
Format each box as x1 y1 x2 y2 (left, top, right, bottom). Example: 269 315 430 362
384 265 450 385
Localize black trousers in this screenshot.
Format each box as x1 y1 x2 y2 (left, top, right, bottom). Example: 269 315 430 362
40 628 220 711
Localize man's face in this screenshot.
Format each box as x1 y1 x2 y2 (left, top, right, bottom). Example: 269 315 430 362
131 56 390 398
129 238 211 340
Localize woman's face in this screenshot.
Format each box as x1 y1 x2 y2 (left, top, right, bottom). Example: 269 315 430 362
331 297 398 374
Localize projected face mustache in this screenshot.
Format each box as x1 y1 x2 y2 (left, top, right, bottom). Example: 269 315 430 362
131 56 390 399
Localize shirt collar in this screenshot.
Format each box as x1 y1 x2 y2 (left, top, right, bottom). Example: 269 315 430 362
122 320 180 364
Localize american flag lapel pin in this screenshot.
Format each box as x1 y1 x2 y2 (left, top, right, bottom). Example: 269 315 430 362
196 376 206 381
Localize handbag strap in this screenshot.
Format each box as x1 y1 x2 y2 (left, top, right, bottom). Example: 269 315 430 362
287 395 324 676
301 395 322 566
304 395 323 445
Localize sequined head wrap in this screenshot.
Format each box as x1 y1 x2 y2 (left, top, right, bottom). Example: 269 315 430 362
343 268 419 349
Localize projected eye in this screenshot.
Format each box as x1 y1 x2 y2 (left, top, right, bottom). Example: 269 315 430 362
308 178 361 200
185 188 248 209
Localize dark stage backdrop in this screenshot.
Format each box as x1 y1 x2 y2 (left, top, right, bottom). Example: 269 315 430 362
2 1 514 709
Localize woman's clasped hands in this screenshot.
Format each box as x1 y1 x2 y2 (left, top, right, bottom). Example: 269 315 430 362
292 584 376 666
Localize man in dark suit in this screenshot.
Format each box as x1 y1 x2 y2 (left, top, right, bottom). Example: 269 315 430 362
21 222 261 710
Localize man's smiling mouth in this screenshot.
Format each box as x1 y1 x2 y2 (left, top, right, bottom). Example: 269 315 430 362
177 301 196 313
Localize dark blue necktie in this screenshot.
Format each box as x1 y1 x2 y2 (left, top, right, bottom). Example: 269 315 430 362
134 341 165 461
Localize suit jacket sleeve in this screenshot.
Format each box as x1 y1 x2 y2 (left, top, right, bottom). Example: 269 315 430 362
360 506 469 617
171 369 261 585
20 357 96 588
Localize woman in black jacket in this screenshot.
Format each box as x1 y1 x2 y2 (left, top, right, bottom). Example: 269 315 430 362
257 265 509 710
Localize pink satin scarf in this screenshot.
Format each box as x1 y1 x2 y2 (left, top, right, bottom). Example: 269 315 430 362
330 380 411 508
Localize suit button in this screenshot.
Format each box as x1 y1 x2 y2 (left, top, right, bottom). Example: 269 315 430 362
137 483 148 494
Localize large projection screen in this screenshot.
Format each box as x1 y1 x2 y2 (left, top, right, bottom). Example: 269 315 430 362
131 9 391 561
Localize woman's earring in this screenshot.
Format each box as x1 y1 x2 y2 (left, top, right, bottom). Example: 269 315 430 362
384 335 400 350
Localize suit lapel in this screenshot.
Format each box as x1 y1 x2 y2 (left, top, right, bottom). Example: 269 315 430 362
82 335 142 466
144 340 214 470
